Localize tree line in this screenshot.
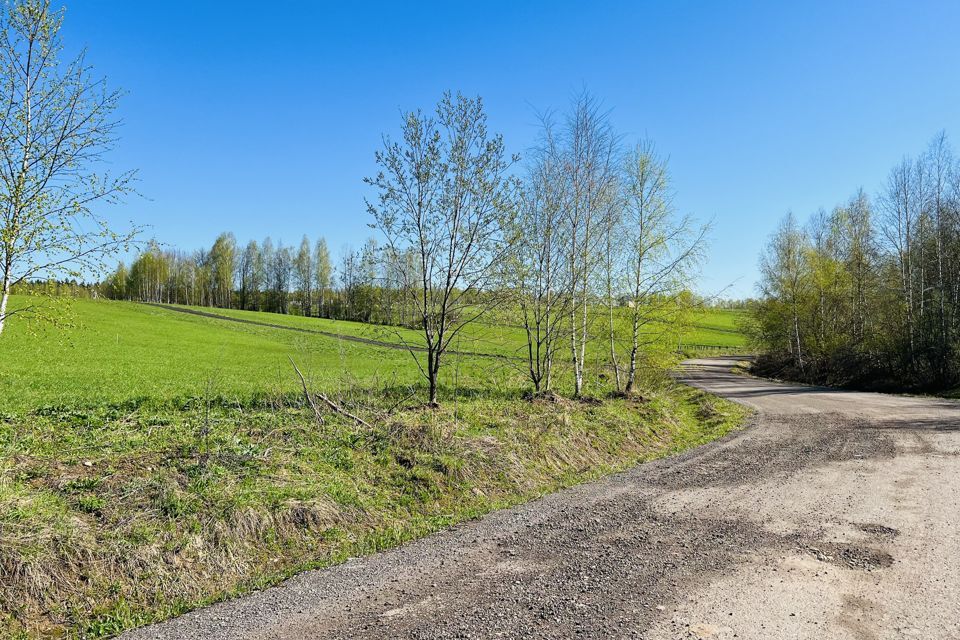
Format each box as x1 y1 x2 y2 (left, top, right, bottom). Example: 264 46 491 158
103 233 495 330
753 133 960 390
101 234 425 325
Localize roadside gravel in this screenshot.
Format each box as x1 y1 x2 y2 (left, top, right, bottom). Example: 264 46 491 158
124 358 960 639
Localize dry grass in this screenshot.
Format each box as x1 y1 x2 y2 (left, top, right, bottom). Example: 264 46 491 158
0 378 747 638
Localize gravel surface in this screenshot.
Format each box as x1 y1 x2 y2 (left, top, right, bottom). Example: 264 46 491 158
123 357 960 639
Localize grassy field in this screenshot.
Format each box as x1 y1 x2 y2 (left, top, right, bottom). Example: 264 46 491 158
182 302 749 361
0 296 750 638
2 298 430 412
675 309 750 350
1 298 746 413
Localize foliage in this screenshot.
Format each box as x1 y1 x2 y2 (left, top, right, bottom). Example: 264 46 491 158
751 133 960 389
0 0 138 336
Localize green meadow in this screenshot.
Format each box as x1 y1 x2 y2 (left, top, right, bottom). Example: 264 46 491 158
1 297 746 412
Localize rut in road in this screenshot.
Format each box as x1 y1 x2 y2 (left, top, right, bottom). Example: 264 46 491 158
122 357 960 640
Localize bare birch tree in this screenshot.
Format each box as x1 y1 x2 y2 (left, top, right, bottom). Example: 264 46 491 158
759 213 810 371
561 92 619 396
507 116 571 393
600 180 625 391
880 159 919 364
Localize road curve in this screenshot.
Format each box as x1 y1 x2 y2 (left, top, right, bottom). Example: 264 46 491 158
123 358 960 640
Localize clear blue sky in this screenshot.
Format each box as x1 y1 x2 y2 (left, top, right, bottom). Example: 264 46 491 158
66 0 960 298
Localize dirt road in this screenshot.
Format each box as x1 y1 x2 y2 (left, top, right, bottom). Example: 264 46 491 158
124 358 960 639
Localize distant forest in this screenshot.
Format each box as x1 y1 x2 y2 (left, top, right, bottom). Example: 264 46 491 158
100 235 414 325
753 133 960 391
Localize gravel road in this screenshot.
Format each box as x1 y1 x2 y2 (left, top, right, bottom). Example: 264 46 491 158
123 357 960 639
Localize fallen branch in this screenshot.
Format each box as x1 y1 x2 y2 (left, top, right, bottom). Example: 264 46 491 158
291 357 325 426
385 385 419 416
289 357 373 429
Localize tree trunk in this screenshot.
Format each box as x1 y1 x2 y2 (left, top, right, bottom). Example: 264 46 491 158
625 310 640 393
428 353 439 406
608 299 621 392
0 273 10 336
793 309 804 371
571 304 583 396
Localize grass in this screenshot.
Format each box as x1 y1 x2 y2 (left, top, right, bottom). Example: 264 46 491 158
1 297 428 412
0 298 747 413
0 295 751 638
180 303 531 359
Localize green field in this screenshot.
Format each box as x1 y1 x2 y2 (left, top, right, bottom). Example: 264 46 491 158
674 309 750 349
180 303 749 358
2 298 433 412
1 298 746 413
0 297 749 638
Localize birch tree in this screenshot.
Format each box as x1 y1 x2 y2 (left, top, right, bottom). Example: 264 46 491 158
313 236 331 316
0 0 137 335
621 141 707 393
562 92 619 396
880 159 919 364
508 117 571 393
759 213 812 371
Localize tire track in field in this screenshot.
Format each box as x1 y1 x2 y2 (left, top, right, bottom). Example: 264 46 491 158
143 303 512 360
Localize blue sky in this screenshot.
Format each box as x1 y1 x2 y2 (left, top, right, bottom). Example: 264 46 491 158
66 0 960 297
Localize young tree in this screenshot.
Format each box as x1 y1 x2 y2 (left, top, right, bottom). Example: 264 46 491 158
313 237 332 316
759 213 811 370
0 0 138 335
600 182 625 391
366 92 516 405
507 120 572 394
621 141 708 393
295 235 313 316
562 92 619 396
